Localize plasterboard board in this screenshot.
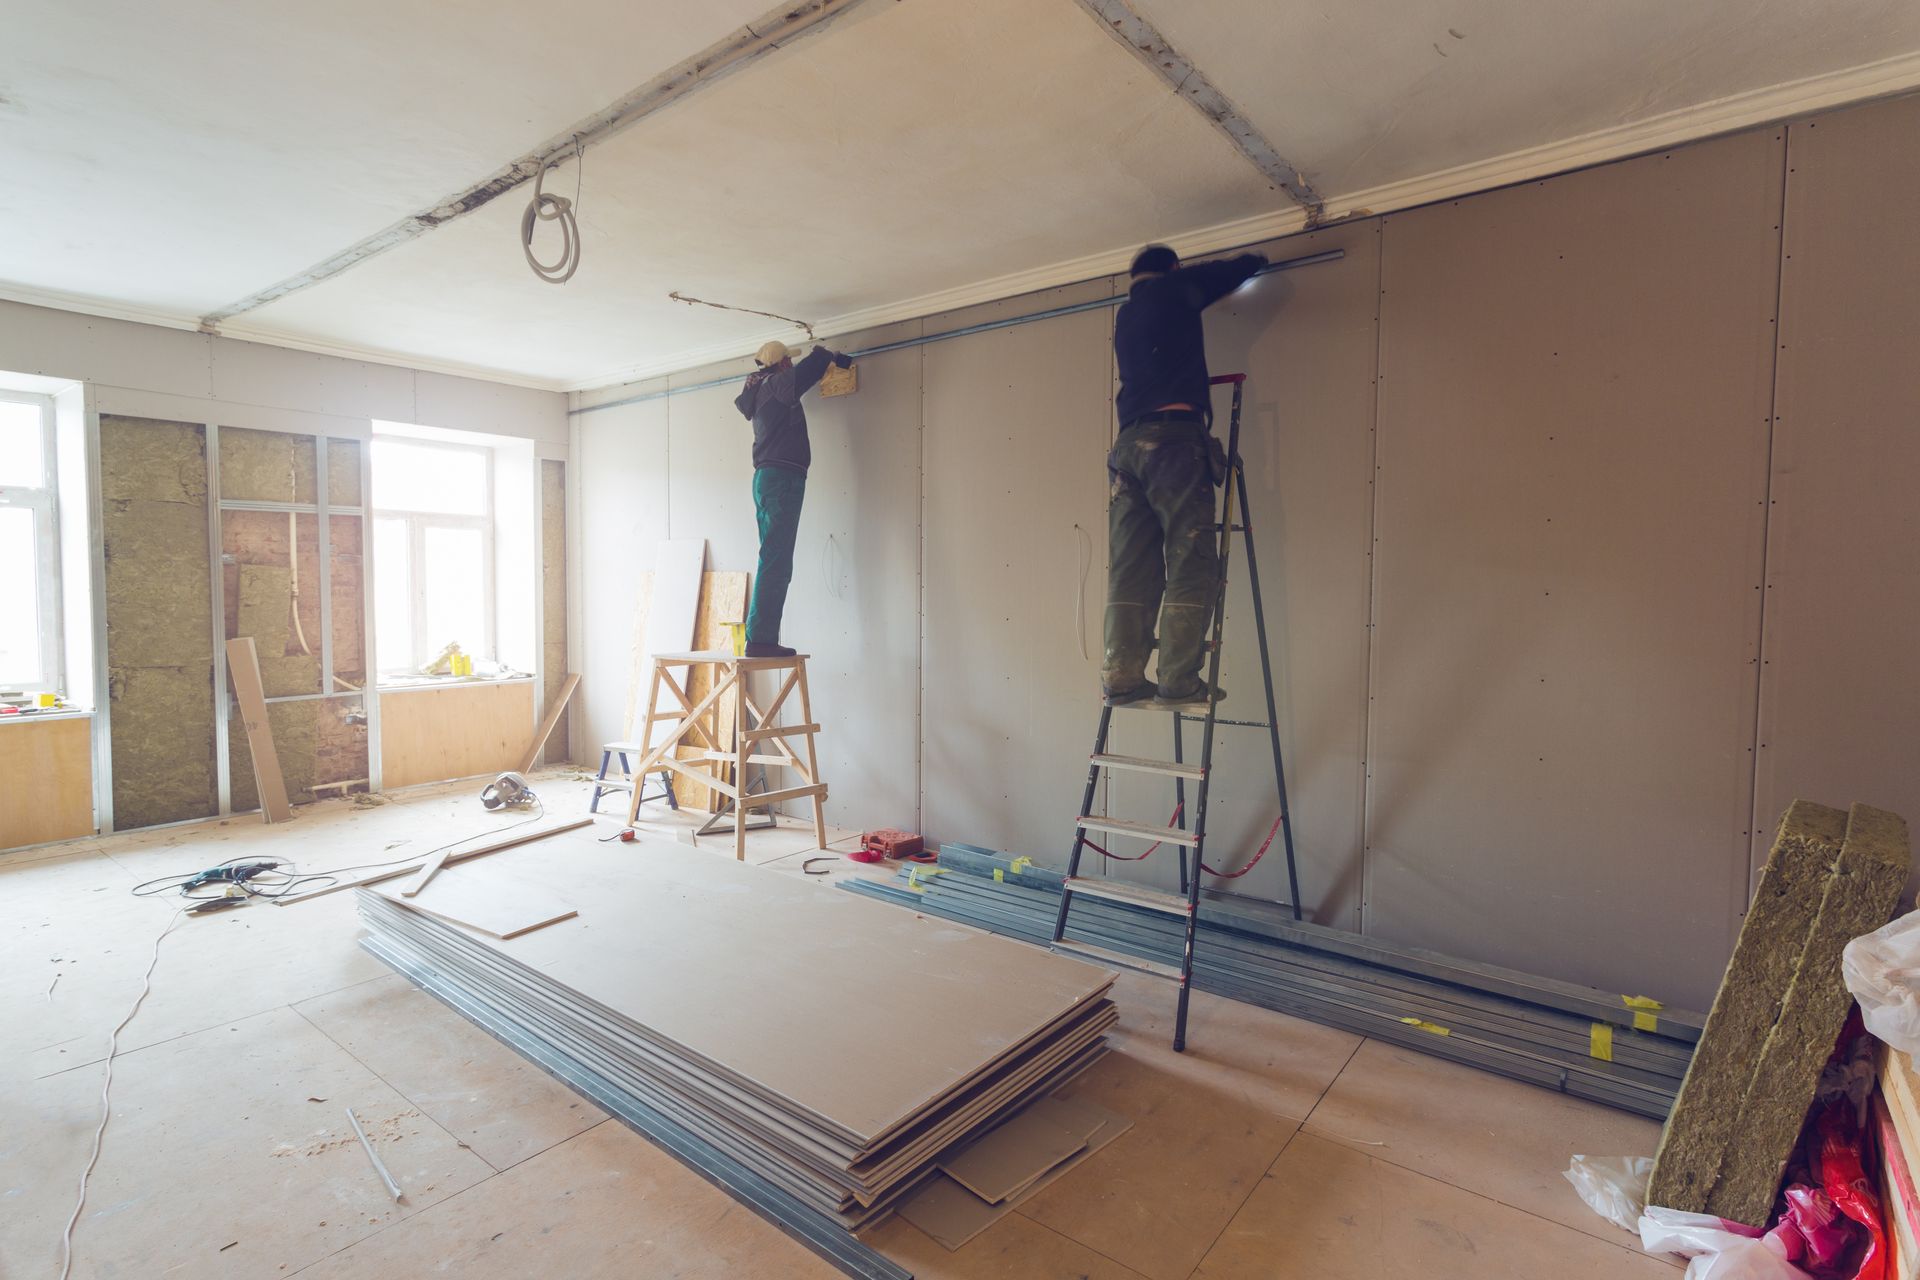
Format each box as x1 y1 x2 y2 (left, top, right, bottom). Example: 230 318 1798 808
640 539 705 749
1752 94 1920 897
374 863 576 939
360 830 1113 1145
1364 128 1783 1009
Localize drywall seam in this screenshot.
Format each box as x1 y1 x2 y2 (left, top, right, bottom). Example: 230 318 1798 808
1356 220 1387 935
1067 0 1322 217
1743 125 1796 890
562 58 1920 394
196 0 874 331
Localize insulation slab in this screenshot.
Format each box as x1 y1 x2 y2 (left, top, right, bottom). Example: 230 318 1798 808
1649 801 1848 1212
1705 803 1909 1224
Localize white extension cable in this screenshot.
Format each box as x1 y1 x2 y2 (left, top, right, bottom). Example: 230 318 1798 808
521 141 583 285
57 906 185 1279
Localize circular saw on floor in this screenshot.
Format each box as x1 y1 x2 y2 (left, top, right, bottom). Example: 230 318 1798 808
480 771 538 811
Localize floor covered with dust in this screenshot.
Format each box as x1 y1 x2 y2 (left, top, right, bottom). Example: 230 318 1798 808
2 771 1680 1278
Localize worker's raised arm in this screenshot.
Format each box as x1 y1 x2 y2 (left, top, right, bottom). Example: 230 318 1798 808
791 346 839 396
1181 253 1268 309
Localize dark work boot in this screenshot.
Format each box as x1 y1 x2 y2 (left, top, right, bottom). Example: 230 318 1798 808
1103 681 1159 707
1154 683 1225 711
744 642 796 658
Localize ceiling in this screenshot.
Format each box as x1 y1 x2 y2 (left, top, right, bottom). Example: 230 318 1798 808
5 0 1920 390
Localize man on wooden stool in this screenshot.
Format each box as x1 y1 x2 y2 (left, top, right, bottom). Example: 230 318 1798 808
733 339 853 658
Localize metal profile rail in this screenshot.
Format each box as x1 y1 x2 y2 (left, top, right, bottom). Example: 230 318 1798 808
570 249 1345 416
843 848 1699 1119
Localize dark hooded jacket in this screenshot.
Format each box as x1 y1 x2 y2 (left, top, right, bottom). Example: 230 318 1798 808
733 347 849 473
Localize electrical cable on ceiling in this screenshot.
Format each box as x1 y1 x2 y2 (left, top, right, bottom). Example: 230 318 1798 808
667 292 816 341
58 905 185 1280
521 139 583 285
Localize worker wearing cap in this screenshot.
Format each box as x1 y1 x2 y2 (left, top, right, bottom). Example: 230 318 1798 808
1103 243 1267 707
733 339 854 658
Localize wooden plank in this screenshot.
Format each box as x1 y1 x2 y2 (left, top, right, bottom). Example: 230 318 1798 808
0 716 94 850
740 722 819 742
274 817 592 904
517 672 580 774
376 863 577 939
226 636 292 823
397 848 450 898
379 680 536 789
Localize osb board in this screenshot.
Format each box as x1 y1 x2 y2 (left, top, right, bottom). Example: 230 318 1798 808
674 571 750 812
101 415 217 830
217 425 316 504
221 509 324 697
229 697 366 812
1363 127 1784 1009
380 830 1114 1143
379 680 535 789
540 459 569 765
0 717 94 849
327 438 363 507
1753 95 1920 897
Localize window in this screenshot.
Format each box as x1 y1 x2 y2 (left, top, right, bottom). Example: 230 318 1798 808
371 437 495 674
0 392 61 694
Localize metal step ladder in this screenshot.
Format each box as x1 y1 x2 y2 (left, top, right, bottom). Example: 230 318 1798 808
1050 373 1302 1052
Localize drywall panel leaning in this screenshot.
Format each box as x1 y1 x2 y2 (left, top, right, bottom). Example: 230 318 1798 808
1364 127 1784 1008
1752 94 1920 898
921 286 1114 860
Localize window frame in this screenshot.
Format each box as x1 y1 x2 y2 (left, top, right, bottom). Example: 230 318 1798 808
0 389 63 695
370 437 497 675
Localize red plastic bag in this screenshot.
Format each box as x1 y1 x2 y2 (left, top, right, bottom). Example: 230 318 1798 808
1764 1011 1887 1280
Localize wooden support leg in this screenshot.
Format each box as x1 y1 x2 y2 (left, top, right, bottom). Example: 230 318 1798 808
795 659 827 849
733 664 749 861
627 662 665 826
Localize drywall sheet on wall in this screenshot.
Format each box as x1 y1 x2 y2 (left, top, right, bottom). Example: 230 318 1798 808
921 286 1115 859
379 680 535 788
773 324 924 828
101 415 217 829
638 538 704 749
539 459 569 766
0 717 93 848
1752 95 1920 892
1365 129 1784 1008
1100 225 1381 927
573 396 670 761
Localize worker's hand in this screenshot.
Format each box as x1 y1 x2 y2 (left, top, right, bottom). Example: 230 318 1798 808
832 351 853 369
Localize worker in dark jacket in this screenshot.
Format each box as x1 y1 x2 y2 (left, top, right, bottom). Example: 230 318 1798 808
1104 243 1266 707
733 339 853 657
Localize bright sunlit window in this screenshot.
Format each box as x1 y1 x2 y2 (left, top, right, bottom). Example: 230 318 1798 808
371 437 495 674
0 392 62 694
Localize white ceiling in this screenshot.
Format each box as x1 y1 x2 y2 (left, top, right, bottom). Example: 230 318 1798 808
5 0 1920 389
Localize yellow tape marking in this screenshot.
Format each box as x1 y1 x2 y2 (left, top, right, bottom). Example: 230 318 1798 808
1622 995 1662 1033
1398 1017 1451 1037
1009 856 1034 875
993 868 1004 882
1590 1022 1614 1062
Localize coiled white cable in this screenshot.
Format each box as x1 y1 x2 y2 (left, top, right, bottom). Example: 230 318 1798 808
521 142 582 285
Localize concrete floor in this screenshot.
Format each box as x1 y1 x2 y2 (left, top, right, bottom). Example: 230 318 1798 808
2 770 1682 1278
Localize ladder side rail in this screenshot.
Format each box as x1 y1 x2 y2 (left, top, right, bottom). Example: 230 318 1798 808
1234 458 1305 920
1052 705 1114 944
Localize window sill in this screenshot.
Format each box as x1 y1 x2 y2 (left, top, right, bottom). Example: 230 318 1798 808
0 707 92 724
376 674 533 693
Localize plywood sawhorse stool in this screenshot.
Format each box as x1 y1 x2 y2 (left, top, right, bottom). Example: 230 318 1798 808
623 650 828 860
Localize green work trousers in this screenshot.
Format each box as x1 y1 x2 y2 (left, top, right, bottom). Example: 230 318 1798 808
1103 421 1220 699
747 466 807 645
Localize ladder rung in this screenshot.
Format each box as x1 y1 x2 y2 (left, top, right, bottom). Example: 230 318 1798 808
593 778 635 793
1052 939 1184 981
1212 524 1247 532
1065 876 1192 915
1076 816 1200 847
1091 752 1204 780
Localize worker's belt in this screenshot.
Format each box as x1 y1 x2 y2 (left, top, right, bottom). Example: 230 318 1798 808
1120 409 1206 430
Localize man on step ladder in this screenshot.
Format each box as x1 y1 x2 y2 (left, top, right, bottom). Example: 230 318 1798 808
1104 244 1267 709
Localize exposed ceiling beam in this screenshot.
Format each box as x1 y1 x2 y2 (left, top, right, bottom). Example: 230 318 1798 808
1070 0 1323 222
197 0 873 331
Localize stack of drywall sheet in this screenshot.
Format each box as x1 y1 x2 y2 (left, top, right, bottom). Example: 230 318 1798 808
356 832 1117 1241
840 844 1704 1118
1651 802 1908 1225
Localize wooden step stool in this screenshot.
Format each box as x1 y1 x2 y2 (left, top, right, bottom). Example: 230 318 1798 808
623 650 828 860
